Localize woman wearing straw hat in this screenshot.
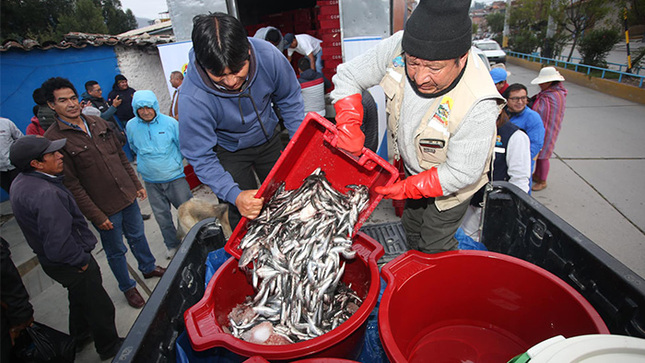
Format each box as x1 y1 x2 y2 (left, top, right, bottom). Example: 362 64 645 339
530 67 567 191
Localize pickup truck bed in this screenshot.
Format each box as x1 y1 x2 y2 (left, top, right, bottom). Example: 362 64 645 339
114 182 645 362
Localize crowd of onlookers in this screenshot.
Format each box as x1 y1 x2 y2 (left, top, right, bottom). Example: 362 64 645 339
1 73 189 361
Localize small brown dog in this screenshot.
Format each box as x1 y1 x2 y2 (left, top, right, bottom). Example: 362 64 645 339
177 198 232 239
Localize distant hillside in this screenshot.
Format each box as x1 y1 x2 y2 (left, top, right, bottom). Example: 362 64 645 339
136 17 153 29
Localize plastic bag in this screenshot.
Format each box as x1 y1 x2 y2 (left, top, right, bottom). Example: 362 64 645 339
204 247 232 288
15 322 76 363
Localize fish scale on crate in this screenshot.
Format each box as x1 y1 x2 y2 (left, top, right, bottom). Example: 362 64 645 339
229 168 370 344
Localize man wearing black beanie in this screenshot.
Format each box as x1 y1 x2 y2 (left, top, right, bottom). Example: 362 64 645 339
331 0 506 253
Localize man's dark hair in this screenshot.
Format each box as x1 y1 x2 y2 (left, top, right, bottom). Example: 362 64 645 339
33 105 39 117
192 13 250 76
84 80 99 91
265 28 281 46
32 88 47 106
504 83 528 98
298 57 312 72
41 77 78 103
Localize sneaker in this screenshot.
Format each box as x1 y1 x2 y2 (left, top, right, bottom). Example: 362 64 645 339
141 213 151 220
166 248 177 260
124 287 145 309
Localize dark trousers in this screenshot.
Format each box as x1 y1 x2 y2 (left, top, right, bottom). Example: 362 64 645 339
216 131 283 230
0 169 19 194
40 256 120 356
402 197 471 254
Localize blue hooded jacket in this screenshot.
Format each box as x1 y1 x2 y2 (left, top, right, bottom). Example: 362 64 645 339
126 90 185 183
178 37 304 204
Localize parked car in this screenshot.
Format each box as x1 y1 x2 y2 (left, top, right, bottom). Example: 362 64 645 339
471 46 491 71
474 39 506 65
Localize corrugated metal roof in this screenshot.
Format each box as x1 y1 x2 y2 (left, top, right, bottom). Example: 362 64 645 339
1 31 175 52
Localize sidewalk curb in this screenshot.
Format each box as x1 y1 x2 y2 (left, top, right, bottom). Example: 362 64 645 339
508 56 645 105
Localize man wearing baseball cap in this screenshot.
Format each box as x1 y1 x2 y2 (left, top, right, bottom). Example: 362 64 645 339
330 0 506 254
9 135 123 360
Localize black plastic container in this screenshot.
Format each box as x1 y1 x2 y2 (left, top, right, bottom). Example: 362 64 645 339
113 218 225 362
481 182 645 338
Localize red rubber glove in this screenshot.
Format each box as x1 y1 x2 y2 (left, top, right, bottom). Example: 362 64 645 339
334 94 365 156
375 167 444 200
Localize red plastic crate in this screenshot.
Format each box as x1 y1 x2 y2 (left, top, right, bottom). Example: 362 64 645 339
317 0 338 5
322 53 343 62
324 59 342 72
319 18 341 29
319 27 341 34
322 45 342 56
226 113 398 258
319 13 340 21
321 32 341 43
392 158 405 217
318 4 339 16
323 39 342 47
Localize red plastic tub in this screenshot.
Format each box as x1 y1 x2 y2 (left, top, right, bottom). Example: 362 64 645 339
184 232 384 360
378 250 609 363
226 112 398 258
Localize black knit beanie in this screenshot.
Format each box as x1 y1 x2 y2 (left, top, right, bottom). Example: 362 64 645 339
402 0 472 61
115 74 127 82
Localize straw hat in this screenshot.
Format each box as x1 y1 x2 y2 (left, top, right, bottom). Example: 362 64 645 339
531 67 565 85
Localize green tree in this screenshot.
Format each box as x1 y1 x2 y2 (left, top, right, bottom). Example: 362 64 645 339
0 0 136 43
58 0 109 35
623 0 645 27
486 12 506 34
561 0 612 62
508 0 551 53
101 0 137 34
577 28 621 67
0 0 74 42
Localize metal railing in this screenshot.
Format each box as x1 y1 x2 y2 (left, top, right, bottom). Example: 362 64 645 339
554 54 643 75
508 51 645 88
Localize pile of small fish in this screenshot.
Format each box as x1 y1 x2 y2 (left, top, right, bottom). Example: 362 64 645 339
228 168 370 345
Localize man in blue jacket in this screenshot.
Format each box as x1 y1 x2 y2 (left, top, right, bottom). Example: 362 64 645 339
179 12 305 229
127 90 193 259
9 136 122 360
504 83 545 174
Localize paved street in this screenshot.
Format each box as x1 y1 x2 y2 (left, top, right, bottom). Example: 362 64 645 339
505 62 645 279
1 60 643 362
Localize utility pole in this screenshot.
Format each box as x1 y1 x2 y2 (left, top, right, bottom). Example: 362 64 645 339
624 7 633 73
502 0 511 48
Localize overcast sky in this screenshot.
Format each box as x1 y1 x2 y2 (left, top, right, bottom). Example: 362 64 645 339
120 0 168 20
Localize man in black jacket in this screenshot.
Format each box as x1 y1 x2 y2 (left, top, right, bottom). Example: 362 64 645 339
81 80 126 145
9 136 122 361
1 238 34 363
107 75 136 124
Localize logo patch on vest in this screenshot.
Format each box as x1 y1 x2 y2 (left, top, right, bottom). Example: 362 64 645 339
496 134 502 146
432 96 453 127
392 55 404 67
